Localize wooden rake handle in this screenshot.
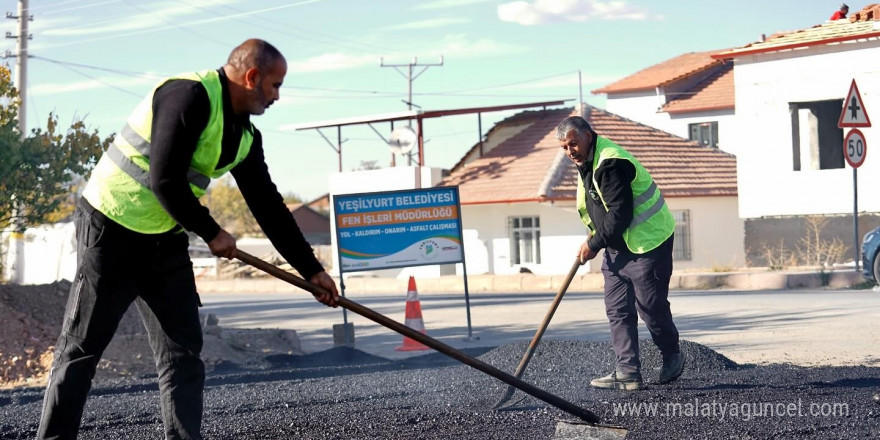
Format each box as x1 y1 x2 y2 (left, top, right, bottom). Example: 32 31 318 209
234 249 601 424
494 257 581 408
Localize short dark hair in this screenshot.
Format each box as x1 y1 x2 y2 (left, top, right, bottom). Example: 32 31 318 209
556 116 593 139
227 39 284 72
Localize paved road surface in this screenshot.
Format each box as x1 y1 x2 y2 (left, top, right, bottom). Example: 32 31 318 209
200 288 880 367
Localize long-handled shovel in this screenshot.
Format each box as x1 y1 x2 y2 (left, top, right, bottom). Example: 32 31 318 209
493 257 581 409
234 250 602 424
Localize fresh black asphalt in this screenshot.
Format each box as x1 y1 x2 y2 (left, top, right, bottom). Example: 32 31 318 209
2 340 879 439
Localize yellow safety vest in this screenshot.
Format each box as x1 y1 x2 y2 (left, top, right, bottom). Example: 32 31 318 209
576 136 675 254
83 70 253 234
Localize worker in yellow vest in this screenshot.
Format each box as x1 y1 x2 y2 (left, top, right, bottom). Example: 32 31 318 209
38 39 339 440
557 115 683 391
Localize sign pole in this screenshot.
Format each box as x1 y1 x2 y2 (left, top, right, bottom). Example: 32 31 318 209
842 129 866 271
839 78 869 273
454 188 476 341
853 167 859 272
334 223 351 344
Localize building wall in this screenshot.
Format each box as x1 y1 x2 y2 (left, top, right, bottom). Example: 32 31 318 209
730 41 880 218
459 195 744 276
604 93 737 155
665 196 745 270
667 110 738 154
459 202 590 276
602 90 667 130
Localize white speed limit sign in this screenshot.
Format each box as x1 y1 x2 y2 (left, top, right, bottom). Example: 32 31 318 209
843 129 867 168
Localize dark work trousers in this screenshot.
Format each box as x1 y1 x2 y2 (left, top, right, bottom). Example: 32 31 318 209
601 235 679 375
38 198 204 440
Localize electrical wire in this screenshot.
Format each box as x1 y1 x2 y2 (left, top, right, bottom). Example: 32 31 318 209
31 0 121 15
34 0 328 51
434 70 579 94
121 0 231 50
33 56 143 98
29 55 164 79
187 0 389 55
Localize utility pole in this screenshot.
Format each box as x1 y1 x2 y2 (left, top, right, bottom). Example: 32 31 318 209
379 56 443 170
578 70 584 117
379 56 443 111
3 0 31 284
6 0 32 135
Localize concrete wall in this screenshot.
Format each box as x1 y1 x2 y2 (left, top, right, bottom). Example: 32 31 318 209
2 223 76 285
730 41 880 218
744 213 880 267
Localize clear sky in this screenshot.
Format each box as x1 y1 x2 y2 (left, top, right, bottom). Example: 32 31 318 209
6 0 844 201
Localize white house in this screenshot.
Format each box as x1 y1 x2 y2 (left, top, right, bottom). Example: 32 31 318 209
593 50 738 156
440 106 744 275
715 8 880 264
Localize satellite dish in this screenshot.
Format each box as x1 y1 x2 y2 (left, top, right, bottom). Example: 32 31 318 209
388 126 417 155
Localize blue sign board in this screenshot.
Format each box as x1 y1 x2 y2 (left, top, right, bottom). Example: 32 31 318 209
333 187 464 272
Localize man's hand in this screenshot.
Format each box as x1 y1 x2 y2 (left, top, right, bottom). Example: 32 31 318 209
207 229 237 259
577 241 598 265
309 271 340 308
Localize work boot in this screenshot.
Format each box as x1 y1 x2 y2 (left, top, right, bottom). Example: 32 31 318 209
590 370 644 390
659 352 685 384
873 393 880 404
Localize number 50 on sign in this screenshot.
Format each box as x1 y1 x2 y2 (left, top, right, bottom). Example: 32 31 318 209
843 129 867 168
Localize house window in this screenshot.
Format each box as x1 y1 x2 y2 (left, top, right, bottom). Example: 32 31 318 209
790 100 844 171
509 216 541 265
672 210 692 261
688 121 719 148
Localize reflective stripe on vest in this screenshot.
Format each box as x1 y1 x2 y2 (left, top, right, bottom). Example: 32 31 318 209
82 69 253 234
114 123 211 190
576 136 675 254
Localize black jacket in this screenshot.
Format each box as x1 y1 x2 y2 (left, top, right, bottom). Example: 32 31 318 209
149 68 324 279
576 133 636 253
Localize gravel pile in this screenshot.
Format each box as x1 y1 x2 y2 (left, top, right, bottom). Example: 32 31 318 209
2 339 878 439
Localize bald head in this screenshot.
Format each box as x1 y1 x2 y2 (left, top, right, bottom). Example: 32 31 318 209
226 39 285 73
223 39 287 116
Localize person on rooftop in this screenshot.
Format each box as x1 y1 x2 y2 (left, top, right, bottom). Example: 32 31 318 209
830 3 849 20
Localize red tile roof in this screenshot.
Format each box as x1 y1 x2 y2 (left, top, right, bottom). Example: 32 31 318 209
715 16 880 58
592 49 725 94
440 107 737 205
441 108 573 205
661 63 734 114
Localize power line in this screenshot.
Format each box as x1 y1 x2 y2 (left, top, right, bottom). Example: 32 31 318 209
27 54 575 102
35 0 327 51
30 54 164 78
121 0 230 50
195 0 390 55
36 56 143 98
30 0 119 14
436 70 579 94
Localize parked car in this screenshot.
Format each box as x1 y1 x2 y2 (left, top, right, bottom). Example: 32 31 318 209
863 226 880 285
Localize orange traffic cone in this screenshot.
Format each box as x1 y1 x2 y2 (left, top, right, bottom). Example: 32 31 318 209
396 276 430 351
